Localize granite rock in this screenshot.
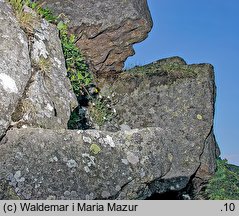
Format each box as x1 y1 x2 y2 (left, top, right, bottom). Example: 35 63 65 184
0 1 31 138
11 11 78 129
0 126 207 199
98 57 218 191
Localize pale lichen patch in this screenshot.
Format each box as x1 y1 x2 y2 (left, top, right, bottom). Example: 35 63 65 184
32 40 49 61
103 135 115 147
46 103 54 112
115 185 121 191
0 73 18 93
54 57 62 68
82 153 95 167
14 170 25 182
66 159 78 168
126 152 139 165
83 136 92 143
18 33 25 44
101 191 110 198
84 166 90 173
197 114 203 120
121 159 129 165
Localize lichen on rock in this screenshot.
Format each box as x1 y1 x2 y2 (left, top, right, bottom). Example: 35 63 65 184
0 0 219 200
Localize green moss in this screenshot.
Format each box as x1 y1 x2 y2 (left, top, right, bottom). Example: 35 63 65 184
205 158 239 200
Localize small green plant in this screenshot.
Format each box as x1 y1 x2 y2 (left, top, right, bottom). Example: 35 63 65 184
161 63 196 78
8 0 36 34
126 62 196 79
36 57 51 77
57 21 93 97
28 1 58 23
67 109 81 129
205 158 239 200
89 98 114 126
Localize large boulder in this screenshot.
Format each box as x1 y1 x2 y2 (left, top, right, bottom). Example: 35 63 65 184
11 13 78 129
97 57 219 191
0 1 31 138
0 126 207 200
39 0 153 76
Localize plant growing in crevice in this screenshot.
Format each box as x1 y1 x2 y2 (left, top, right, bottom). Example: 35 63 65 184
89 97 115 126
28 1 58 23
57 21 93 98
9 0 112 129
33 57 52 77
8 0 36 34
8 0 58 34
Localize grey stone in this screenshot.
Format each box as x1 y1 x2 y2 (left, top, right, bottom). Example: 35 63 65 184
11 15 78 129
0 127 207 199
0 1 31 138
98 56 218 186
38 0 153 76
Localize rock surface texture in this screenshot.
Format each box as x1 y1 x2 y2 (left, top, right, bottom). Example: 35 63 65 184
0 2 31 138
12 15 78 129
39 0 153 77
0 126 209 200
98 56 219 193
0 1 77 132
0 0 219 200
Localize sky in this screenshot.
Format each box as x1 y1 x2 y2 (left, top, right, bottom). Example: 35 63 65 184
125 0 239 165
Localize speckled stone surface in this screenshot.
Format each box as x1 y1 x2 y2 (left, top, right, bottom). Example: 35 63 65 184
11 16 78 129
98 56 218 188
0 127 205 199
0 1 31 138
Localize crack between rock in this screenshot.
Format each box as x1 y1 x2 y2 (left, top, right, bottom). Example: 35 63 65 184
194 125 215 179
98 178 134 200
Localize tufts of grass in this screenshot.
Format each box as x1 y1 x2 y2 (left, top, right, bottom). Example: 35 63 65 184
8 0 58 34
126 61 196 79
34 57 52 77
205 158 239 200
8 0 36 34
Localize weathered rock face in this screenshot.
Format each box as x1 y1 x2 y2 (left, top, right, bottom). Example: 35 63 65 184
0 54 218 199
0 126 206 200
39 0 153 76
0 1 219 200
12 15 78 129
97 57 218 190
0 2 31 138
0 1 77 132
